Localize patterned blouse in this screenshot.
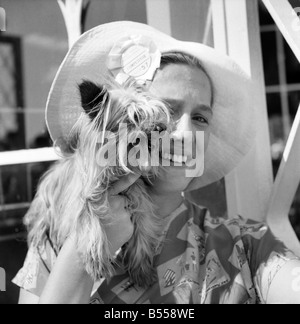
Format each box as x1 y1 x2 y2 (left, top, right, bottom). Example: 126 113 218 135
13 200 299 304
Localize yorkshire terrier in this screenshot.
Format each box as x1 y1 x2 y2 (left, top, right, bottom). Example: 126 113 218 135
25 80 172 287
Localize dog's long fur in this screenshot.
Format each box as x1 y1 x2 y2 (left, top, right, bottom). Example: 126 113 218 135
25 81 171 287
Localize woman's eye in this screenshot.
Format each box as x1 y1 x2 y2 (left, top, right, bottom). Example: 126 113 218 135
193 116 208 125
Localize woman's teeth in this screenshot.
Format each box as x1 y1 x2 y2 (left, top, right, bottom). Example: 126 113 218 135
163 153 188 164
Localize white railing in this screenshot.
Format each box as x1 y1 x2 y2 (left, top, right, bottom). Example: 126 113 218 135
0 147 60 166
261 0 300 254
211 0 274 223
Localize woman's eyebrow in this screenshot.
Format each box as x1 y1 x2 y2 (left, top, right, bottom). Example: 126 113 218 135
162 98 182 109
194 105 213 116
162 98 213 115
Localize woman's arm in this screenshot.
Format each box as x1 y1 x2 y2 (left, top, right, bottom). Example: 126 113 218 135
17 235 93 304
266 260 300 304
38 234 94 304
19 289 40 304
23 173 140 304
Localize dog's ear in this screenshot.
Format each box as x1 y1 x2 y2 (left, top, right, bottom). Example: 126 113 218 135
78 80 109 121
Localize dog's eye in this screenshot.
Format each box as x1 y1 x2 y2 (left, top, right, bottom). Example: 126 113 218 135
154 124 167 133
133 113 140 123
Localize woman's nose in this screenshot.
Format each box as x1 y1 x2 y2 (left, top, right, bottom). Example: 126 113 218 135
171 114 193 142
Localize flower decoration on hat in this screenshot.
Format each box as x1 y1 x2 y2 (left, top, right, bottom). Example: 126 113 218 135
107 34 162 85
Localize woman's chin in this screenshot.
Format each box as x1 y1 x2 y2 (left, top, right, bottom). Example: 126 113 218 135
147 167 193 193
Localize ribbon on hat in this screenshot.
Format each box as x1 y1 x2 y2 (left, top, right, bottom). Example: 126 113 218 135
107 35 161 85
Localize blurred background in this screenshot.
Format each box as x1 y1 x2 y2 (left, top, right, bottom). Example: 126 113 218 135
0 0 299 304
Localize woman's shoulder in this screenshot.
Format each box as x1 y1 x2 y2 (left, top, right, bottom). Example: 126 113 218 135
12 238 57 296
186 199 268 236
184 199 288 259
186 199 297 265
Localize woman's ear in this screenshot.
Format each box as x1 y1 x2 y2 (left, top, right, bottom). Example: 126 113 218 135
78 80 109 121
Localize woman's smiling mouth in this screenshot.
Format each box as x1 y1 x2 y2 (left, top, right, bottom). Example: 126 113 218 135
162 153 188 164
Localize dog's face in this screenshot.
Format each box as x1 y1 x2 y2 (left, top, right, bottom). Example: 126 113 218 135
78 80 172 178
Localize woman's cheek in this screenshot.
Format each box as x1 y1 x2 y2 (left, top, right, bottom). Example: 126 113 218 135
204 129 211 152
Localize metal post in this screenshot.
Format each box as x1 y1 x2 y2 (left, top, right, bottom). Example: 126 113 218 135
212 0 274 222
146 0 172 35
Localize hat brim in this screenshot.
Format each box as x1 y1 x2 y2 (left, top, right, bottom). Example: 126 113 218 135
46 21 255 191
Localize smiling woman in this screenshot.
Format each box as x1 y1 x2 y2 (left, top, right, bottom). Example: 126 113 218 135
149 59 213 190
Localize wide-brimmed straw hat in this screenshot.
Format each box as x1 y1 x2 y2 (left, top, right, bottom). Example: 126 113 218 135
46 21 255 191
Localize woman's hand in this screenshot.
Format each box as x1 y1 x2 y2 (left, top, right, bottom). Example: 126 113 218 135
39 233 94 304
37 173 140 304
105 173 141 255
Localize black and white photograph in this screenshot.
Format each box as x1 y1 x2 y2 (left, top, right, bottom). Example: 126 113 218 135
0 0 300 306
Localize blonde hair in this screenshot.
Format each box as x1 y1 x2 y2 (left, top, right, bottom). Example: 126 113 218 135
25 82 171 287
